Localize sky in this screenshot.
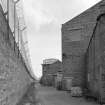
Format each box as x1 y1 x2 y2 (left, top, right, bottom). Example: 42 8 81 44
22 0 101 78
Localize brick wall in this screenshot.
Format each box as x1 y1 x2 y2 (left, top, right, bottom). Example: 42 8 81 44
62 41 86 87
0 4 32 105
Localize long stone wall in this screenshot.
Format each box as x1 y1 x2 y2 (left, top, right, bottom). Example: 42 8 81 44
0 4 32 105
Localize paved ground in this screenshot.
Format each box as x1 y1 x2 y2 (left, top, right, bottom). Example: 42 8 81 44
35 84 100 105
17 83 102 105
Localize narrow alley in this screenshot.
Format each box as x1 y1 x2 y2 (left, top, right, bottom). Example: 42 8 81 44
1 0 105 105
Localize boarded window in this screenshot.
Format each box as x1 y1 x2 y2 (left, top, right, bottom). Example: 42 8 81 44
67 28 83 41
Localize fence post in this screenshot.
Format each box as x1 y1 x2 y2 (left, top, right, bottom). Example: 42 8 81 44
7 0 9 40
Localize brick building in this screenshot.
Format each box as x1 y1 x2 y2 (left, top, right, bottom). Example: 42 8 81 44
41 59 62 86
62 0 105 88
86 13 105 103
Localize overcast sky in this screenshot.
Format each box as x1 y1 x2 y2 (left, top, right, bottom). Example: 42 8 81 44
22 0 101 78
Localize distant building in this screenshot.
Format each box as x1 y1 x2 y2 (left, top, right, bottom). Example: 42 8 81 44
62 0 105 88
41 59 62 86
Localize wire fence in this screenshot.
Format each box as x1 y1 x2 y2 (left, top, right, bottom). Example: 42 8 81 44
0 0 33 76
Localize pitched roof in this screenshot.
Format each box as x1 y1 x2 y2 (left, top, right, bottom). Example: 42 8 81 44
43 58 60 64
